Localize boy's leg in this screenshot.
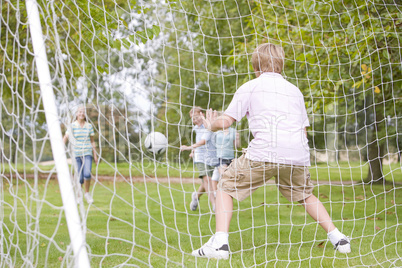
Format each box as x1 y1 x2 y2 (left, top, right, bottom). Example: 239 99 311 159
190 184 203 211
190 163 206 211
299 194 350 253
192 154 266 259
203 174 216 209
299 194 335 233
196 163 208 197
191 174 234 259
278 165 351 254
191 189 231 259
196 183 204 198
215 190 233 232
192 167 219 212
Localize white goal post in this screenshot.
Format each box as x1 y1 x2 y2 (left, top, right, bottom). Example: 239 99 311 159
25 0 89 266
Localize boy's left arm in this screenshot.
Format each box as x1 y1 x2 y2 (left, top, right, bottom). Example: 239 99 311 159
201 109 235 132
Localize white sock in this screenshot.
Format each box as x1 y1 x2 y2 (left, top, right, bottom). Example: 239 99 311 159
327 228 345 246
213 232 229 247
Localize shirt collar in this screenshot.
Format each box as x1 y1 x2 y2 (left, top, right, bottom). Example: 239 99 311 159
260 72 283 78
73 120 87 126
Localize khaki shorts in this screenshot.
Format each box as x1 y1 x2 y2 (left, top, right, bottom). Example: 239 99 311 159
195 162 215 179
218 154 314 202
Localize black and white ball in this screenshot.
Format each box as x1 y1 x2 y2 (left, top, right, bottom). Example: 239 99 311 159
144 132 168 154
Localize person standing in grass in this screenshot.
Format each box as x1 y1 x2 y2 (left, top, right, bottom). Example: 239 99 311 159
212 122 238 194
180 106 219 212
191 43 351 259
63 106 98 204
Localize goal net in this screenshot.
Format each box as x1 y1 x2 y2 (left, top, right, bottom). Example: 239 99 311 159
1 0 401 266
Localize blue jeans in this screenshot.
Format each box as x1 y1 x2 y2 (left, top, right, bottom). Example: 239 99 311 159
75 155 92 184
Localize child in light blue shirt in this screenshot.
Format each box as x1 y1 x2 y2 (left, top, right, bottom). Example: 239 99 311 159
180 107 219 212
215 127 236 165
213 127 237 190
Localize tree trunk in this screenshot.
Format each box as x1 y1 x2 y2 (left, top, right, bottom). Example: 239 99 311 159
365 140 385 184
365 102 386 184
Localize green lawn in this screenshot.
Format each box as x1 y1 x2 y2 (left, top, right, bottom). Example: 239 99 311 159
2 169 402 267
4 160 402 183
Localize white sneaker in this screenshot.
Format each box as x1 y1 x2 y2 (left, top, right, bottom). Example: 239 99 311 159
334 236 351 253
190 192 198 211
85 192 93 204
192 236 229 259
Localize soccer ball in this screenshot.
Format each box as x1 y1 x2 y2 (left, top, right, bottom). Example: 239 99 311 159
144 132 168 154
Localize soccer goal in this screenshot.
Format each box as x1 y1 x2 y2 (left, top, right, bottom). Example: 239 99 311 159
1 0 401 266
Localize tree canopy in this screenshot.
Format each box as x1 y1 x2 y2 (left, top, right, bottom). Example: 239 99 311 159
154 0 401 182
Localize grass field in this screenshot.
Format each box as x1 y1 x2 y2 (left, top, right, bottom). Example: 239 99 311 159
5 160 402 182
2 162 402 267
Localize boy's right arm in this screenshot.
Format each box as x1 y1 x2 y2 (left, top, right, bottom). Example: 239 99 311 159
180 139 206 151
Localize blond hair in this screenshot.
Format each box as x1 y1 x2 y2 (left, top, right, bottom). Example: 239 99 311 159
189 106 202 116
75 105 87 121
252 43 285 74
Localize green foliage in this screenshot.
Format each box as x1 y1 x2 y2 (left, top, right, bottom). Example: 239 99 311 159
0 0 162 164
156 1 401 168
154 1 255 154
0 1 50 162
45 0 160 99
247 2 401 180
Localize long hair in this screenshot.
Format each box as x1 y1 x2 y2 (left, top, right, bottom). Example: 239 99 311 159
75 105 87 121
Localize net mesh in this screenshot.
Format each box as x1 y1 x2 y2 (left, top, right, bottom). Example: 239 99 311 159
1 0 401 266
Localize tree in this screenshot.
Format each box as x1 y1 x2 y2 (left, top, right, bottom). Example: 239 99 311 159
1 0 160 163
153 0 255 161
155 0 401 182
238 1 401 183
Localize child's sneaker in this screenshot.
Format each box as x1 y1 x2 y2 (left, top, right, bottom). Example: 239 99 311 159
85 192 93 204
334 236 351 253
191 236 229 259
190 192 198 211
